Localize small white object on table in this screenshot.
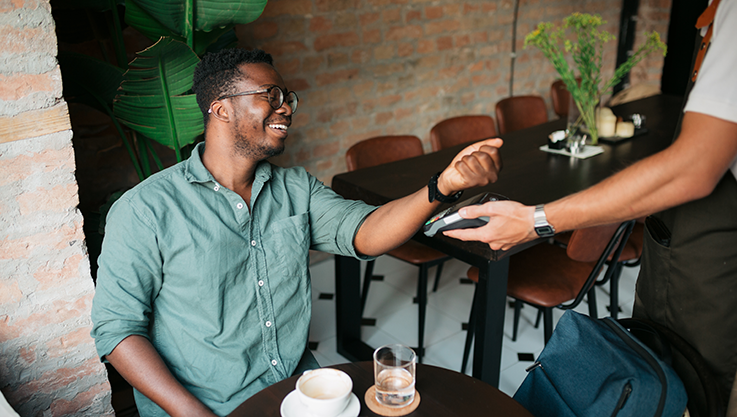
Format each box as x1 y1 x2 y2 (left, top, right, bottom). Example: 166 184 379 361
615 121 635 138
597 107 617 138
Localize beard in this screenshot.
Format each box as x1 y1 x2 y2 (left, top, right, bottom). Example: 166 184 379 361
232 119 285 160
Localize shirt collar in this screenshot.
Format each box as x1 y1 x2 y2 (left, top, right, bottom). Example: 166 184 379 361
183 142 273 185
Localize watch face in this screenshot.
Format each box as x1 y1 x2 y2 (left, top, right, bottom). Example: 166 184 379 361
535 225 555 237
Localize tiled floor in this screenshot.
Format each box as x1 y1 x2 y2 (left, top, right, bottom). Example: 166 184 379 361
307 252 640 397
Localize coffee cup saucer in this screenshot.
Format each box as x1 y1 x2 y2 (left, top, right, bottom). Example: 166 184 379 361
280 390 360 417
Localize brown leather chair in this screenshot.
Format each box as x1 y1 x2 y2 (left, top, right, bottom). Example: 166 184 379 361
495 95 548 134
460 220 635 373
554 217 645 319
551 79 571 119
429 115 497 152
345 135 451 361
550 78 582 119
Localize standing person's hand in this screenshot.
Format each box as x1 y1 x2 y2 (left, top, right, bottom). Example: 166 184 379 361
443 200 537 251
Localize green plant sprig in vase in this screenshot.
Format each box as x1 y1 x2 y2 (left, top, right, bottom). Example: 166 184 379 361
524 13 667 145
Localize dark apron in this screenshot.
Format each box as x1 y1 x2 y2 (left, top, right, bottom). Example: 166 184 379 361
635 172 737 409
634 7 737 409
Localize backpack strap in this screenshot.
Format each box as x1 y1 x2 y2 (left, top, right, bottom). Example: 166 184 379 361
692 0 722 81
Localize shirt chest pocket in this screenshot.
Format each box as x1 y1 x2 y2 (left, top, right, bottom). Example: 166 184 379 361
262 212 310 279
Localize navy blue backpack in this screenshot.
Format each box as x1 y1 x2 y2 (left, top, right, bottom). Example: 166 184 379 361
513 310 688 417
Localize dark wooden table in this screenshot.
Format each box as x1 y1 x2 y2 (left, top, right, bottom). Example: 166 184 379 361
330 94 684 387
228 361 534 416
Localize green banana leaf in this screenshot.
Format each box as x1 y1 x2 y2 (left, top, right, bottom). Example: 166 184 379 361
203 29 239 55
58 51 124 113
59 51 146 180
113 37 203 153
125 0 267 54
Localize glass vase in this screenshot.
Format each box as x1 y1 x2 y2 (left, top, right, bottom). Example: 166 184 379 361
566 93 600 145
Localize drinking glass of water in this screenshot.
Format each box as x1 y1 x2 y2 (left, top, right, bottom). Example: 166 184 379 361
373 344 416 408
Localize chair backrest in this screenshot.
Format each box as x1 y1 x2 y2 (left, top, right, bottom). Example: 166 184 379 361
495 95 548 134
345 135 424 171
550 78 582 119
550 79 571 119
429 115 497 152
560 220 636 309
567 223 622 263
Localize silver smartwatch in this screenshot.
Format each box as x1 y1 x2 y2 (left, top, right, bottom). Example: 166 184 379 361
533 204 556 237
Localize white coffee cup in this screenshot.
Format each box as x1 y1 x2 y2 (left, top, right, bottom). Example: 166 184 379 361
295 368 353 417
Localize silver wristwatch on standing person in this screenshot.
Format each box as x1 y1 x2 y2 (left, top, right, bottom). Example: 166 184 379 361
533 204 556 237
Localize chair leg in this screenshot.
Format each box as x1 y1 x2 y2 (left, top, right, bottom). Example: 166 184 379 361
609 262 623 319
534 308 542 329
359 260 375 316
543 308 553 345
587 286 598 319
431 261 446 292
416 264 429 363
512 299 523 342
461 285 477 374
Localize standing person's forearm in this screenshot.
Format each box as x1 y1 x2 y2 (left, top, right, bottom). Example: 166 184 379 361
444 112 737 250
106 335 217 417
546 112 737 232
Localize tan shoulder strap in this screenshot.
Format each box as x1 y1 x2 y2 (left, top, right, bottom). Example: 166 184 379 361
692 0 722 81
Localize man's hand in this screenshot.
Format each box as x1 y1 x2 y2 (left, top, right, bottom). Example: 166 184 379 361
442 200 537 251
436 138 504 196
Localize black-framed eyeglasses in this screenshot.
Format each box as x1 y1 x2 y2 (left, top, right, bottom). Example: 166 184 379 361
217 86 299 113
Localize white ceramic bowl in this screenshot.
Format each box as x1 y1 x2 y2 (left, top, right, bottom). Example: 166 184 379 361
295 368 353 417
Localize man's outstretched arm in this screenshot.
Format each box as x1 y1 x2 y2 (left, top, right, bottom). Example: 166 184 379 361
353 138 503 256
444 111 737 250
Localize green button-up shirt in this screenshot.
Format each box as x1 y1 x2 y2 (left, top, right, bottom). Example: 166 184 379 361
91 143 376 416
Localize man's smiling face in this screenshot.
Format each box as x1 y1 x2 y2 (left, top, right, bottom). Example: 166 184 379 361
227 62 293 161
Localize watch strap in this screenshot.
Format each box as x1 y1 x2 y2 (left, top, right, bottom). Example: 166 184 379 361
533 204 556 237
428 172 463 204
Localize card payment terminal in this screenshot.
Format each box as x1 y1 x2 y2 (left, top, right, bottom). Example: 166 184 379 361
423 192 508 237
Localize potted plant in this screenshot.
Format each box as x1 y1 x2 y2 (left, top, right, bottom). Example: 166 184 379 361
524 12 667 145
54 0 268 279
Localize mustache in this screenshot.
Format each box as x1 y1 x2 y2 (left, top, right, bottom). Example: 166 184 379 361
265 116 291 126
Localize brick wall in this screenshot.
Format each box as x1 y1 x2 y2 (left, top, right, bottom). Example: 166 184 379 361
0 0 113 415
238 0 671 184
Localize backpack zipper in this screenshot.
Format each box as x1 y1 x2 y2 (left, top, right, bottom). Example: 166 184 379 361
525 361 571 405
610 382 633 417
602 319 667 417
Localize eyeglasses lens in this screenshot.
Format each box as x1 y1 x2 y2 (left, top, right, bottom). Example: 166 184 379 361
267 87 284 111
266 86 298 113
286 92 299 113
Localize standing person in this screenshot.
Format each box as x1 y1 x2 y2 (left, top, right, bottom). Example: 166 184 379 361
90 48 503 416
445 0 737 411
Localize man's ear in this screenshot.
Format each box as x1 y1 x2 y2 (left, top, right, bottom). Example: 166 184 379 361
209 101 230 122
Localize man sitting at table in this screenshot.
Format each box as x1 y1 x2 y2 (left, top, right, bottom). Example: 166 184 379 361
90 47 503 417
445 0 737 412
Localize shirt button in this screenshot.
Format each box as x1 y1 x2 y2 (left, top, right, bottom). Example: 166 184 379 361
251 240 257 246
265 321 272 327
258 280 264 287
271 359 278 366
236 203 244 209
213 185 220 191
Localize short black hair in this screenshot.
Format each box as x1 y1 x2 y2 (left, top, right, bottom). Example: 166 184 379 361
192 48 274 124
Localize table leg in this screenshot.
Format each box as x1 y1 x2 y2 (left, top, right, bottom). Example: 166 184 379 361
334 255 374 362
472 258 509 387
